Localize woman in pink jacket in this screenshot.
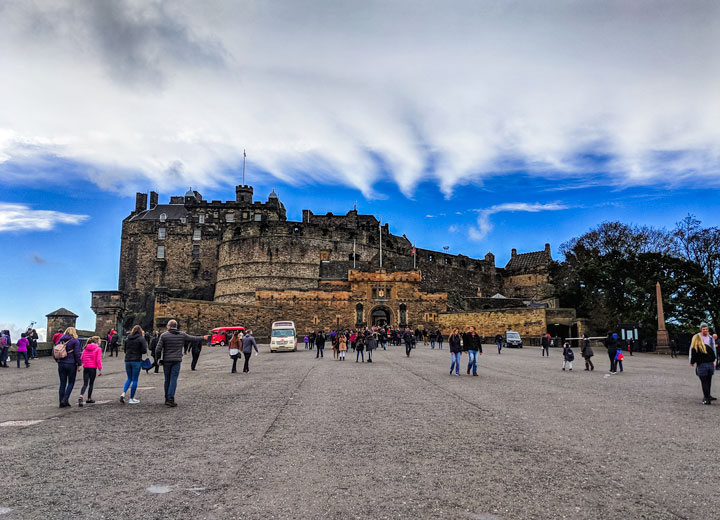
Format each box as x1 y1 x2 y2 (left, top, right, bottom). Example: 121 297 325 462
79 336 103 406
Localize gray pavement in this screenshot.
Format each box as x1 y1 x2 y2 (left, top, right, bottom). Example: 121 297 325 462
0 344 718 519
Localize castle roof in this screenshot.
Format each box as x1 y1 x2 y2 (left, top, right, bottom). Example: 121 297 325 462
128 204 188 222
46 307 78 318
504 250 552 272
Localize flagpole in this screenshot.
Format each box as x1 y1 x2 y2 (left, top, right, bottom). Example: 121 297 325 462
242 149 246 185
379 217 383 268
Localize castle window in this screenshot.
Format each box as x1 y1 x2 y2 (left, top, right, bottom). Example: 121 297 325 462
157 245 165 259
158 227 166 240
226 213 234 222
198 214 205 224
444 257 451 265
192 245 200 260
320 250 330 262
242 212 249 220
386 287 391 298
254 213 262 222
428 255 433 262
372 288 377 298
180 217 187 224
294 226 301 234
193 228 201 241
159 213 167 223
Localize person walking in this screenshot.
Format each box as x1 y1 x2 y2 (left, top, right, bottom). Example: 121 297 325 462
581 335 594 371
189 336 203 371
16 333 30 368
155 320 208 407
541 333 550 357
429 330 436 349
366 332 377 363
0 330 9 368
403 328 414 357
436 330 443 350
229 331 242 373
449 329 462 376
55 327 82 408
690 331 716 405
79 336 102 406
241 329 259 373
356 334 365 362
338 334 347 361
315 331 325 358
108 329 119 357
605 333 619 374
562 342 574 371
120 325 147 404
495 333 503 355
304 335 309 350
464 327 482 376
149 331 160 373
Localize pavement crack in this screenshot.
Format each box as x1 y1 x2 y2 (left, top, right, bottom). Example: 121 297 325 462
261 365 315 441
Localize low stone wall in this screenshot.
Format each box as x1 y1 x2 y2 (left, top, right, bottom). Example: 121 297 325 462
438 308 547 337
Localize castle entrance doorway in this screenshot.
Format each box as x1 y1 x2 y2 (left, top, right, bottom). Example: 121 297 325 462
371 306 391 327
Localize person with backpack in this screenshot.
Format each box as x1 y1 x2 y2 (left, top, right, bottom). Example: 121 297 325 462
562 342 574 371
120 325 147 404
0 330 9 368
355 333 365 362
108 329 119 357
16 333 30 368
79 336 102 406
55 327 82 408
581 335 594 371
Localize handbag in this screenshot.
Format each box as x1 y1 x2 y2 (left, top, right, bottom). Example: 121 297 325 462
141 357 153 370
229 348 240 356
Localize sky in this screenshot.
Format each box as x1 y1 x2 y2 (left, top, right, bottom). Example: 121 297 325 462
1 0 719 340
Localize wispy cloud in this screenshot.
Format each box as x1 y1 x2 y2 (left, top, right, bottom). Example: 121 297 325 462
31 254 48 264
0 2 718 196
0 203 89 233
470 202 570 241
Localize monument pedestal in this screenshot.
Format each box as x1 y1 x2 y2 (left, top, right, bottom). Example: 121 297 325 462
656 329 670 352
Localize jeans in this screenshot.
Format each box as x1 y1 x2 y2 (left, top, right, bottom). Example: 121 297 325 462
30 345 36 358
430 340 435 349
405 343 412 356
316 346 323 358
450 352 461 374
467 349 478 374
608 351 616 372
1 346 8 364
496 341 502 354
163 361 181 401
16 350 29 367
57 363 77 404
437 340 443 349
356 350 364 362
123 361 142 398
81 368 97 398
191 348 201 370
243 352 251 372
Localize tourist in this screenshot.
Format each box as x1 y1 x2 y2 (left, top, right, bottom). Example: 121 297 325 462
332 333 339 360
304 335 309 349
338 333 347 361
605 333 619 374
429 329 436 349
356 333 365 362
366 332 377 362
241 328 259 373
189 336 203 371
0 330 9 368
422 329 428 346
495 333 503 355
55 327 82 408
27 328 38 359
403 328 414 357
449 329 462 375
464 326 482 376
436 330 443 349
51 329 63 345
79 336 102 406
581 335 594 371
562 342 574 371
669 338 678 359
121 325 147 404
16 333 30 368
615 347 625 373
108 329 119 357
689 331 716 405
149 331 160 373
315 331 325 358
155 320 208 407
380 331 387 350
541 333 550 357
229 331 242 373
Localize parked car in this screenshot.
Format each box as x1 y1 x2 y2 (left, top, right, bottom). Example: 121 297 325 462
505 330 523 348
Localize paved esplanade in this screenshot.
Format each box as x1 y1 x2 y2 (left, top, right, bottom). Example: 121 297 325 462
0 345 717 519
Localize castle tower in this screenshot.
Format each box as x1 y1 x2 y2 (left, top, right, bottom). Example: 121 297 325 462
236 185 254 204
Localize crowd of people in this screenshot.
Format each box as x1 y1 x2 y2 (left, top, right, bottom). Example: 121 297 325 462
303 326 434 360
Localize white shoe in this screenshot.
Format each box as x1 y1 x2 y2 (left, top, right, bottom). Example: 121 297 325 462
128 398 140 404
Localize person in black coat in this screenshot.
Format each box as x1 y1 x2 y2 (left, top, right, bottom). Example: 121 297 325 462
315 331 325 358
403 328 414 357
189 337 203 371
541 334 550 357
120 325 147 404
149 331 160 373
605 333 619 374
448 329 462 375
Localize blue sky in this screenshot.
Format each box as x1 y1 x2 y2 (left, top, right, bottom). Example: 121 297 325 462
1 0 719 339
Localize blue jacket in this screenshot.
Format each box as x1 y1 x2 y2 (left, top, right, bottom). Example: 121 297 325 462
56 334 82 366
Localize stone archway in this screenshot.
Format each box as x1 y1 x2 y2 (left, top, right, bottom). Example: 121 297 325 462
371 306 392 327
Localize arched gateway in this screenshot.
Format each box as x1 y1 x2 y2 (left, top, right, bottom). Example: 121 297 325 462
371 306 392 327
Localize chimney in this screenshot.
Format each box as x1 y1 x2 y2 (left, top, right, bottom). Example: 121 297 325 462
511 248 517 258
149 191 159 208
135 193 148 213
545 243 551 255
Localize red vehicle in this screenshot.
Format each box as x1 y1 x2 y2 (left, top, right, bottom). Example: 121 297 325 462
210 326 245 346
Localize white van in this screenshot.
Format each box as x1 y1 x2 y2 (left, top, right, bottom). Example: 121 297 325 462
270 321 297 352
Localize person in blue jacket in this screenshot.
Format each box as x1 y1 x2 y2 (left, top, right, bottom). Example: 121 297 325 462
562 342 574 371
55 327 82 408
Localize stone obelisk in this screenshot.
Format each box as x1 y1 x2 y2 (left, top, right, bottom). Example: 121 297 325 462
656 281 670 351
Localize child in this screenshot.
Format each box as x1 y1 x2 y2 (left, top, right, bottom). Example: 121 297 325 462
79 336 103 406
615 348 624 373
562 342 574 371
304 335 309 349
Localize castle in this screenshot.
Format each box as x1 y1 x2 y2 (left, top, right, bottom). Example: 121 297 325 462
91 185 584 339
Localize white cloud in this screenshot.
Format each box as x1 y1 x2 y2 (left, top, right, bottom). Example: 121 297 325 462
0 324 45 344
0 203 89 233
470 202 570 241
0 1 719 196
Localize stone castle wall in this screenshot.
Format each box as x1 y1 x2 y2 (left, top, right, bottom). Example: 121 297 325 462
437 308 547 337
